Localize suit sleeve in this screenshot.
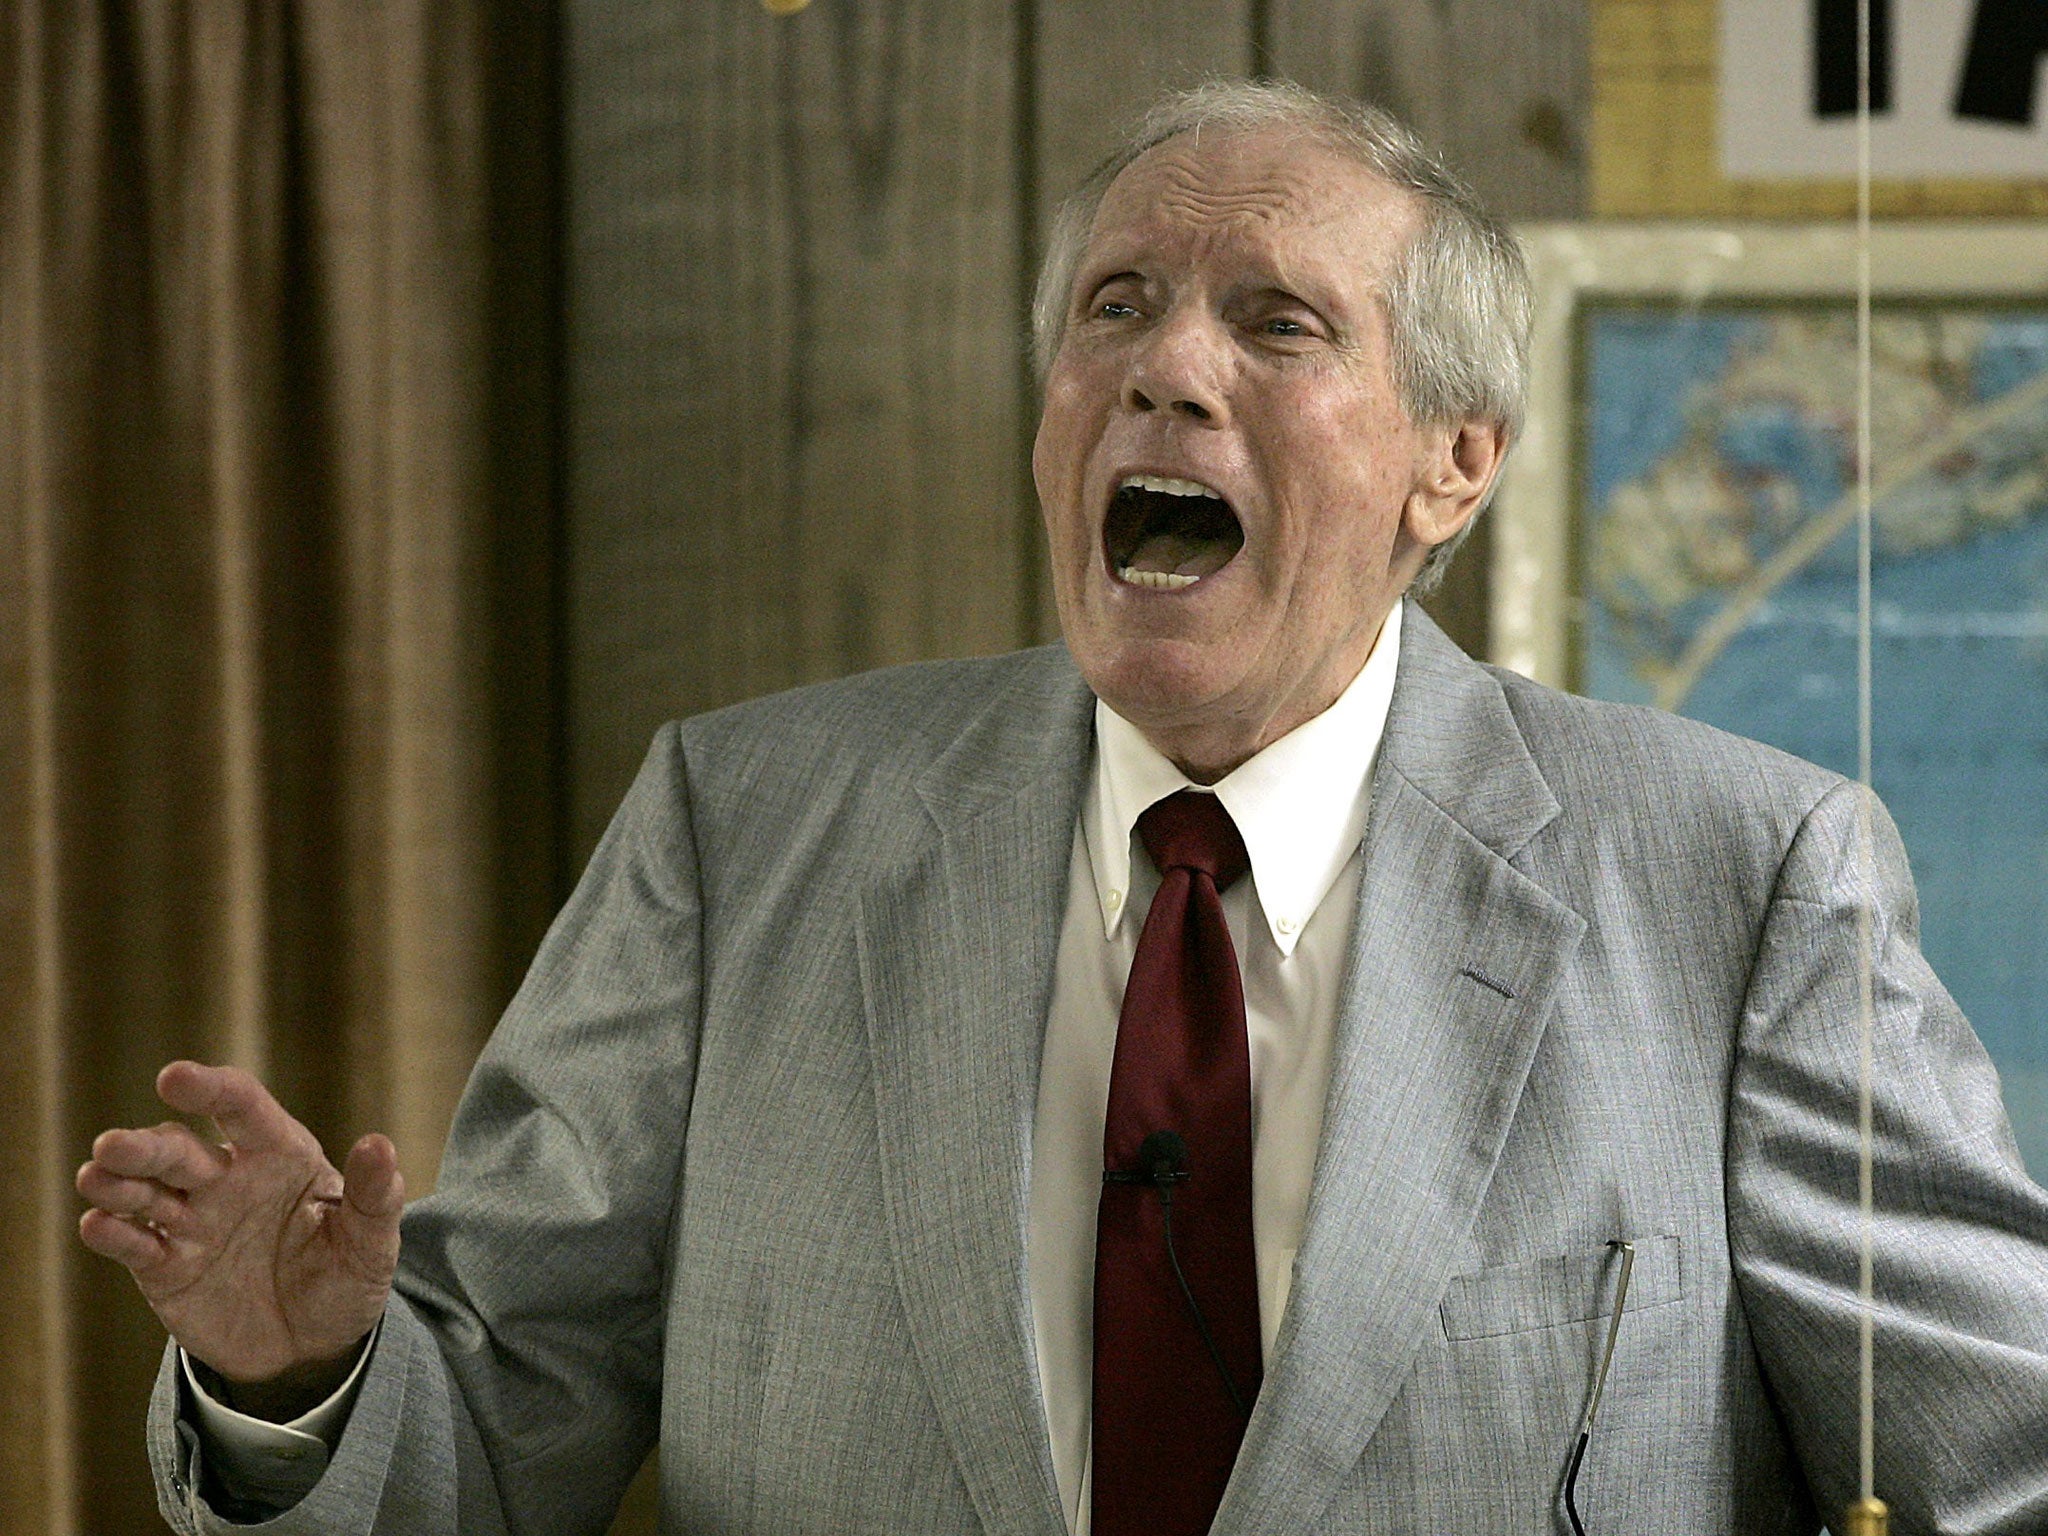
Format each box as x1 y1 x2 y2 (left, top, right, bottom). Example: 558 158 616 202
148 723 707 1536
1728 779 2048 1534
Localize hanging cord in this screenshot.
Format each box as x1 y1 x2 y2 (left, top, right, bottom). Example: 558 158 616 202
1562 1241 1636 1536
1844 1 1886 1532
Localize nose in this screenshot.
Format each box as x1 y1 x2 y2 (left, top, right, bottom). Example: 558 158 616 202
1121 313 1229 425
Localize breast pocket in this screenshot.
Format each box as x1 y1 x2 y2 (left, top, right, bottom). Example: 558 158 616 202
1438 1234 1684 1342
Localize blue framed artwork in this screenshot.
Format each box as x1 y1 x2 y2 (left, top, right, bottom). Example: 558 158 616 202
1498 226 2048 1181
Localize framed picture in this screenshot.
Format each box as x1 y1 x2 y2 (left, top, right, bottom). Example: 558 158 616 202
1491 223 2048 1178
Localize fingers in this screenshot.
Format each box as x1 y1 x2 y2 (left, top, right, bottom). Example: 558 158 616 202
77 1207 170 1271
76 1161 190 1230
157 1061 301 1153
330 1136 404 1284
88 1122 228 1192
340 1134 405 1225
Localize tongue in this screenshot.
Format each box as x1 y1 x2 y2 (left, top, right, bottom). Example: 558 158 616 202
1125 528 1237 579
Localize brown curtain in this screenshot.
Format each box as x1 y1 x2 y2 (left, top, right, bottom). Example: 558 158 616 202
0 5 560 1531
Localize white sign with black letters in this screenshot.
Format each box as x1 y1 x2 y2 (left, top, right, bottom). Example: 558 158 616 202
1721 0 2048 176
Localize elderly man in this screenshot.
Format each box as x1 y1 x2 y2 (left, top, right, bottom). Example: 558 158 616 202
80 82 2048 1535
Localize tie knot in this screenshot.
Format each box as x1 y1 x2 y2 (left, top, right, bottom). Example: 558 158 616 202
1136 790 1249 892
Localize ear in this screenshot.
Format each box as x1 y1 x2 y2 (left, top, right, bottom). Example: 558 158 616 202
1402 418 1510 549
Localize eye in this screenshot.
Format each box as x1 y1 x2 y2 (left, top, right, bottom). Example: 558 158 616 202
1080 273 1147 324
1237 297 1325 344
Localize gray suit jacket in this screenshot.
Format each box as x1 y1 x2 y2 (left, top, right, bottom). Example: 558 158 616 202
152 605 2048 1534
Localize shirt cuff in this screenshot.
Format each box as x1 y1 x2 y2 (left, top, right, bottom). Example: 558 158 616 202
178 1326 378 1508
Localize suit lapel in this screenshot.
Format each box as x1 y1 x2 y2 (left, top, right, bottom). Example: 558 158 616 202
858 654 1093 1536
1215 609 1589 1535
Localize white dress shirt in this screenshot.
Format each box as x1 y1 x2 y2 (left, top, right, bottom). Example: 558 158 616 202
193 605 1403 1522
1028 603 1402 1536
178 1324 376 1502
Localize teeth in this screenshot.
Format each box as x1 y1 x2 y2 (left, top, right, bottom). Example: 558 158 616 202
1119 474 1223 500
1119 568 1200 590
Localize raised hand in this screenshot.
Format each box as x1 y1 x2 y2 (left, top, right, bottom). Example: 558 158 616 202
77 1061 403 1416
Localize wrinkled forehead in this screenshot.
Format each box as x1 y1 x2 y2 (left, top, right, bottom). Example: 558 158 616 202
1087 126 1420 262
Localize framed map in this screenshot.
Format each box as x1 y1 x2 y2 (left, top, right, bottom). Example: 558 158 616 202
1494 225 2048 1179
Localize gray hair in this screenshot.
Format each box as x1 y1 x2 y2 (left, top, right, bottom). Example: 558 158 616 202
1030 80 1530 592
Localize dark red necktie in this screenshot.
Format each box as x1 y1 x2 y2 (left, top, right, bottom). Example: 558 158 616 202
1092 790 1263 1536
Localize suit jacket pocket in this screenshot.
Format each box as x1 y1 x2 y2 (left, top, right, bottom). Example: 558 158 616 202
1439 1234 1684 1341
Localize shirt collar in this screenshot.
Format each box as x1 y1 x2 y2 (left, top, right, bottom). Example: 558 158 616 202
1082 600 1403 957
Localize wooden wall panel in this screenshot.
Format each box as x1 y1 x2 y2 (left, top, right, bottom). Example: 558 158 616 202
567 0 1028 861
1269 0 1588 222
1032 0 1254 234
566 4 1592 860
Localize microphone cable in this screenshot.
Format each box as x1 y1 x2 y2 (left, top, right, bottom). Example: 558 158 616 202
1103 1129 1249 1420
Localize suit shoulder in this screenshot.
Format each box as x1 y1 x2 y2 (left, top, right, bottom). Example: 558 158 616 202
636 647 1090 862
1482 662 1844 834
672 646 1079 773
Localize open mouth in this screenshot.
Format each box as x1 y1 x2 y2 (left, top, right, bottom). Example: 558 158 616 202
1104 475 1244 590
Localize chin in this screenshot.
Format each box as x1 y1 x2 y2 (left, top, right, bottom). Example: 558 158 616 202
1075 633 1243 726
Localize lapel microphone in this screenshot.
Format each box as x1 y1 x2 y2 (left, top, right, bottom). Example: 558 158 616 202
1104 1130 1249 1419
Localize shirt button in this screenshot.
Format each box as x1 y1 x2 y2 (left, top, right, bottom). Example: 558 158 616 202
1106 890 1123 912
1276 915 1298 936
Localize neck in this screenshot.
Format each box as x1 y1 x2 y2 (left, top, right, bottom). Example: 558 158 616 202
1160 735 1262 786
1138 606 1409 786
1140 616 1398 783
